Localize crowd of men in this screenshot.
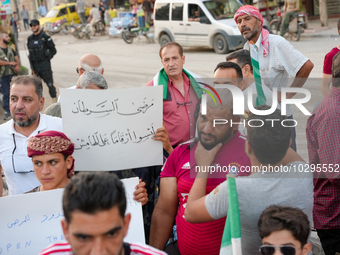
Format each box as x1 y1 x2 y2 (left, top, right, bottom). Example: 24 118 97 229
0 4 340 255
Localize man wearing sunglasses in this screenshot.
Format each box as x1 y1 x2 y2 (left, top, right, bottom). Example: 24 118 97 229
0 75 62 196
185 106 313 254
27 19 57 103
54 53 104 103
258 205 312 255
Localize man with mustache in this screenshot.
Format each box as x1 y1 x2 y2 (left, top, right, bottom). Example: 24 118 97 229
147 42 202 156
0 75 62 196
234 5 314 151
0 32 20 120
149 64 251 255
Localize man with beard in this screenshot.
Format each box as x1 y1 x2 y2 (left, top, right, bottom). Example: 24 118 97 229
0 32 20 120
0 75 62 196
27 19 57 102
149 68 251 254
234 5 314 151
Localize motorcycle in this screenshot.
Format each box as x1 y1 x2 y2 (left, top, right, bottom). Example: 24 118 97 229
93 19 106 36
44 18 70 35
269 7 308 41
69 20 91 39
121 17 149 44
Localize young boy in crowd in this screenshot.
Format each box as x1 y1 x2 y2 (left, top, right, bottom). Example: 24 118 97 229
258 205 312 255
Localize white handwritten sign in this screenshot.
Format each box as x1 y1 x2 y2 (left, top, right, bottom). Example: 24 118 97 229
0 177 145 255
60 86 163 171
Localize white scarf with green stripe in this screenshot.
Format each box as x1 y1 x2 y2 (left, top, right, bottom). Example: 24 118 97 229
249 43 267 106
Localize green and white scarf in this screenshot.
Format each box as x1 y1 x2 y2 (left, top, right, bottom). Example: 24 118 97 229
220 174 242 255
152 68 203 100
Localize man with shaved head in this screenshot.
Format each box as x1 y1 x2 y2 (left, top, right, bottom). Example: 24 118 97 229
53 53 104 103
77 53 104 76
45 54 106 117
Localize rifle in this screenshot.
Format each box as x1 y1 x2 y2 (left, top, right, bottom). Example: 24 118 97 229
23 43 35 75
0 57 20 75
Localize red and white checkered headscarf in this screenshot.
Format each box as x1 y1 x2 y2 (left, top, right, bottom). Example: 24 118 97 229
234 5 269 57
27 131 75 178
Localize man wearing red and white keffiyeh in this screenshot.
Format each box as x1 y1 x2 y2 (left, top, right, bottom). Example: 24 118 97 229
233 5 314 152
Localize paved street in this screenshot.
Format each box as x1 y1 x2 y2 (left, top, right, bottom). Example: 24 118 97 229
3 18 340 162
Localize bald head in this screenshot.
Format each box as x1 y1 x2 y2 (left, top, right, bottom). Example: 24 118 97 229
78 54 104 76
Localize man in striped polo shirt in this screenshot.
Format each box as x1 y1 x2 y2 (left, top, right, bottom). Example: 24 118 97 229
39 172 166 255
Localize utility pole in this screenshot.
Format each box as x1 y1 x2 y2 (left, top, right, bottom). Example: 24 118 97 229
319 0 328 27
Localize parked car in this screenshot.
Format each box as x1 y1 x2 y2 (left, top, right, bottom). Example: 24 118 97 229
39 3 90 31
153 0 246 54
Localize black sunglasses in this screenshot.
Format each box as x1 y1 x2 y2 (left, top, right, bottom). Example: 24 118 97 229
259 245 297 255
30 24 38 27
76 67 85 74
170 86 192 108
12 134 34 173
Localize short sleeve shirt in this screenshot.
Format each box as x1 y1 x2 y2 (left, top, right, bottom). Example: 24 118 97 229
146 72 199 146
76 0 85 13
205 162 313 254
90 7 101 21
0 114 63 195
323 47 340 75
244 33 309 116
160 132 251 255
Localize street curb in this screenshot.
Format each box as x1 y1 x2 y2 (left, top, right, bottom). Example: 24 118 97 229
302 34 339 38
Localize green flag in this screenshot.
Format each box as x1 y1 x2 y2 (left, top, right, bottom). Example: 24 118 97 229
220 174 242 255
249 43 266 107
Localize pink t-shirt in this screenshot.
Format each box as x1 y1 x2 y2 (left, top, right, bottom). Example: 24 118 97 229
161 132 251 255
146 73 199 146
323 47 340 74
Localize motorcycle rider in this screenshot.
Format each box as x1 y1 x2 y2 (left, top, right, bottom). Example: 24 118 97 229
280 0 299 36
27 19 57 102
88 4 101 36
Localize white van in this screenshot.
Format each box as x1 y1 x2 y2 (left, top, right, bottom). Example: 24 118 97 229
153 0 246 54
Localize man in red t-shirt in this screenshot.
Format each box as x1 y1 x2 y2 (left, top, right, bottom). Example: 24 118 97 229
149 63 251 255
322 18 340 96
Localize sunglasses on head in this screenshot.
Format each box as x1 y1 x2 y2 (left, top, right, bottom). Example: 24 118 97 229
259 245 298 255
76 67 85 74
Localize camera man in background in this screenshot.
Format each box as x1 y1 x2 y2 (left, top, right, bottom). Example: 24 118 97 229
27 19 57 103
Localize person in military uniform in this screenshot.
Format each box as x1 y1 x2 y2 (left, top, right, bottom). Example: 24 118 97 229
0 32 20 120
27 19 57 102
